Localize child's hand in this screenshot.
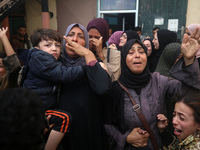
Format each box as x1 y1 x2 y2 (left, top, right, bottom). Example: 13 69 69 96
0 27 8 40
157 114 168 133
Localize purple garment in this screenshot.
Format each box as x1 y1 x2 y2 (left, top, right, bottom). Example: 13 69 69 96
87 18 109 48
104 58 200 150
108 31 123 47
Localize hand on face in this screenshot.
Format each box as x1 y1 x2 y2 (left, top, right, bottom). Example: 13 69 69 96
64 36 88 57
89 36 103 52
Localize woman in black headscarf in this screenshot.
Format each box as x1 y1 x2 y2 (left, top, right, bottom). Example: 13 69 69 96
118 30 140 50
151 29 177 72
59 23 110 150
104 28 200 150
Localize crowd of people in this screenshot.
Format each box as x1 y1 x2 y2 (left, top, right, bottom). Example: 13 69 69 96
0 18 200 150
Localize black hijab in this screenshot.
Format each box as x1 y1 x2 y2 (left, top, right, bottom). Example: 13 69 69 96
123 30 140 41
119 39 151 90
143 38 157 73
151 29 177 72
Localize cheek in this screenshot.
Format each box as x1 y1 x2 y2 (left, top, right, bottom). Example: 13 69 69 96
78 39 86 47
124 39 127 43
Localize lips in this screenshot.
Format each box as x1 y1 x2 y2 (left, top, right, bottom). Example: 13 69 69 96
52 53 57 57
174 128 182 136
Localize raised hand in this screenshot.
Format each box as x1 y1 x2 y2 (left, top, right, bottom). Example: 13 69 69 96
181 27 200 66
157 114 169 133
89 37 105 61
0 27 8 40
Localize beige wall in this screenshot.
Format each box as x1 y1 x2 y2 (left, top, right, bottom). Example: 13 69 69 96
186 0 200 26
56 0 97 36
25 0 58 36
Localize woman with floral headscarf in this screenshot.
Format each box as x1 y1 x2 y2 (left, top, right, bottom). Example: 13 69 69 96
59 23 110 150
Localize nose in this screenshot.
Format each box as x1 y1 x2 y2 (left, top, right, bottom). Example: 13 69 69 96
172 116 178 125
52 44 57 51
135 51 140 58
72 34 78 42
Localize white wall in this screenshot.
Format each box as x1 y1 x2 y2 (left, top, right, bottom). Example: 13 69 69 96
186 0 200 26
25 0 58 36
56 0 97 36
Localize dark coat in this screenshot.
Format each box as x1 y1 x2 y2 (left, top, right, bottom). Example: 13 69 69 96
18 48 84 109
59 62 110 150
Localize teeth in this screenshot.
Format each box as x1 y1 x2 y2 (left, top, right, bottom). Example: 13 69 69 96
175 128 182 133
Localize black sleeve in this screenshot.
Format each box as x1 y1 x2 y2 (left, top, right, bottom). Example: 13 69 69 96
159 129 175 147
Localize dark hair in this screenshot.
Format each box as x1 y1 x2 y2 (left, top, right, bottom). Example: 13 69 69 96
134 26 142 32
0 88 45 150
153 27 160 31
173 91 200 124
18 25 26 29
31 28 61 47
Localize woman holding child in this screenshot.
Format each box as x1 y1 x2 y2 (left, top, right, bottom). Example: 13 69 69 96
59 23 110 150
103 28 200 149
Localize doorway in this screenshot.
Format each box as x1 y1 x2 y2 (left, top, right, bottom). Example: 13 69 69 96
103 13 136 33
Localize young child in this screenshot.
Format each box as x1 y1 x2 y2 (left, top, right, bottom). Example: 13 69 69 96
2 27 85 150
157 92 200 149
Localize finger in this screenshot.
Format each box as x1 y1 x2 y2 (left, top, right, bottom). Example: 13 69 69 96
99 37 103 41
182 33 189 44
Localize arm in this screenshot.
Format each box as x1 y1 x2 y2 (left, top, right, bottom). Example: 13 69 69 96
105 124 149 149
0 27 15 56
86 62 110 95
29 51 85 83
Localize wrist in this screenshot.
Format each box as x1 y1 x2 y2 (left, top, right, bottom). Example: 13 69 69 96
184 57 195 66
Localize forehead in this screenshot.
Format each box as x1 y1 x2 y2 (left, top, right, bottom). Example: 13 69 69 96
131 42 142 47
175 102 194 116
143 40 150 45
40 39 60 43
19 27 26 31
88 28 101 36
70 26 84 34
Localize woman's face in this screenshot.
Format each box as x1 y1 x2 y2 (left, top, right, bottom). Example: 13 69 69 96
66 26 86 58
143 40 152 56
119 33 127 47
172 102 200 139
88 28 101 52
126 42 147 74
152 32 159 50
0 58 6 77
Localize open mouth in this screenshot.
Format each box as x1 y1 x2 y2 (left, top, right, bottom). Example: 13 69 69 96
174 128 182 136
134 62 142 65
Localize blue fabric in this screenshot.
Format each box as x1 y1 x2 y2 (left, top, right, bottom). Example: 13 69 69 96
18 48 84 109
